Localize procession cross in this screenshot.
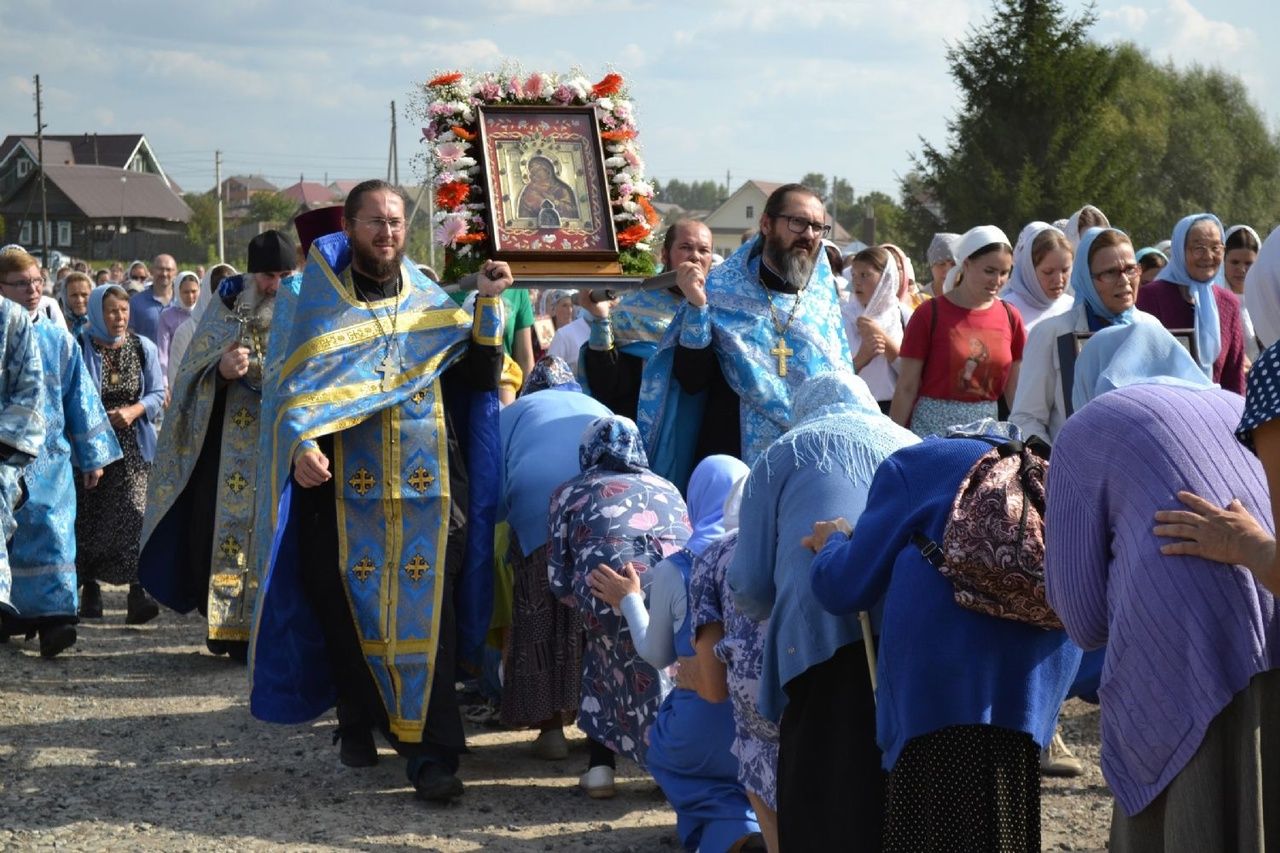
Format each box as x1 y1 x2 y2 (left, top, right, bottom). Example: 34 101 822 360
771 338 793 378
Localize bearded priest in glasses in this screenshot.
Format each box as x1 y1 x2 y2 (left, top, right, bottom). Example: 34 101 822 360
248 180 508 806
637 182 860 490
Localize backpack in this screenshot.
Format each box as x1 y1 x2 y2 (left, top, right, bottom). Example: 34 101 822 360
911 435 1063 630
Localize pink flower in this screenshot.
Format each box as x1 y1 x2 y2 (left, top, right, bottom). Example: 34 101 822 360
525 72 544 97
508 75 524 99
422 125 438 142
433 215 467 247
435 141 466 165
628 509 658 531
552 84 574 104
479 81 501 101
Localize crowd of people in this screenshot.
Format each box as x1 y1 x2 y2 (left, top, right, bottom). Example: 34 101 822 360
0 179 1277 852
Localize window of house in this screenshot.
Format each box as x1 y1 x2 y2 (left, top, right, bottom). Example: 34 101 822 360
16 159 31 177
19 220 31 245
57 221 72 247
745 205 754 219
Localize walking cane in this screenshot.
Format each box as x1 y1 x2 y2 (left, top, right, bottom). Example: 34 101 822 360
858 611 877 705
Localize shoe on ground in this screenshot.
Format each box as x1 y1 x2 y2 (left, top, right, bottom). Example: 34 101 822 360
38 624 76 658
79 582 103 619
531 728 569 761
335 726 379 768
226 641 249 664
1041 730 1086 778
579 765 616 799
125 584 159 625
206 638 228 656
413 762 464 803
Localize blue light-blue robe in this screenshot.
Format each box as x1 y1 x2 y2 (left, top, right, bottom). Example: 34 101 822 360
0 300 46 616
249 233 500 743
8 320 121 620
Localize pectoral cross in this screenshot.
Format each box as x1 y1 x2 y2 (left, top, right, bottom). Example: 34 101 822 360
375 355 395 391
771 338 793 378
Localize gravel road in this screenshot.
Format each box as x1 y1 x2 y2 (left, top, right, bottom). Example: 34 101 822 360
0 587 1111 851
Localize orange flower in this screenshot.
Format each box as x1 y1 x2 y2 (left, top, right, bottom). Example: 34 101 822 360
601 129 637 142
637 195 660 228
592 73 624 98
455 232 486 244
428 72 463 87
436 180 470 210
617 224 650 248
450 125 477 141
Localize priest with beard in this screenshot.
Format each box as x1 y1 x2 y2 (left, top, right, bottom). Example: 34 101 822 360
638 184 856 489
249 180 506 805
138 230 296 663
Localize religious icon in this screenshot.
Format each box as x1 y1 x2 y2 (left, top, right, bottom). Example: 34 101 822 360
476 105 618 262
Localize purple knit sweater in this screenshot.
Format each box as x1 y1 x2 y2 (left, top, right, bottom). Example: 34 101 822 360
1045 384 1279 816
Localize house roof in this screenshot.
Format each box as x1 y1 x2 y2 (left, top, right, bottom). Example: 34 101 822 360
0 133 147 169
328 179 361 196
34 165 190 221
226 174 277 192
280 181 337 205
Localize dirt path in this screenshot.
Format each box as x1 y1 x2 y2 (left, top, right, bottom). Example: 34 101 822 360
0 587 1110 851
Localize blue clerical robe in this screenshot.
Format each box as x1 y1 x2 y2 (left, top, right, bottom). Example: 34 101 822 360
0 300 46 616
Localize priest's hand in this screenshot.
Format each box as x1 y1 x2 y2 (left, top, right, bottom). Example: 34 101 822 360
476 260 513 297
802 517 853 553
674 260 708 308
82 468 103 490
580 288 610 319
219 343 250 381
293 448 332 488
587 562 641 609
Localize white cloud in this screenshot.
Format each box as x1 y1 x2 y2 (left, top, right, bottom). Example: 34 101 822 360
1164 0 1255 56
1100 5 1150 31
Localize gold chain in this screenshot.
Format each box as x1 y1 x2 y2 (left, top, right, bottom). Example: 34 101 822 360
761 278 805 338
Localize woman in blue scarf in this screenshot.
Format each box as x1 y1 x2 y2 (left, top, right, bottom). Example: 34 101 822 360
588 453 762 853
74 284 165 623
59 271 93 337
1136 213 1246 393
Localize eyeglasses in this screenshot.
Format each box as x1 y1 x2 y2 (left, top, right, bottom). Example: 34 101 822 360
1188 243 1225 259
352 217 407 233
772 213 832 237
0 276 44 290
1091 263 1141 285
130 274 149 281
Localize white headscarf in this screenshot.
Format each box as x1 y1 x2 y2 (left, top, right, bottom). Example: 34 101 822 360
1245 225 1280 350
841 250 903 353
941 225 1012 293
1064 205 1110 249
881 243 917 306
1001 221 1072 326
166 263 236 386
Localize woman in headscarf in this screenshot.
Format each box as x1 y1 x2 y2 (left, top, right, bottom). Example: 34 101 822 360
842 246 911 412
890 225 1025 437
806 415 1081 852
1000 222 1073 331
689 473 780 851
544 290 591 368
1222 224 1261 361
154 270 200 377
1136 213 1246 393
1062 204 1110 249
1048 322 1278 851
1010 227 1163 443
123 260 149 295
1136 247 1167 284
589 454 762 853
165 263 235 388
881 243 923 309
74 284 166 623
728 371 917 851
498 356 610 759
58 270 93 337
547 415 691 798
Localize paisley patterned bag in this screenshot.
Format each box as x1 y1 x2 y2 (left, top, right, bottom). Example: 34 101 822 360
912 437 1063 630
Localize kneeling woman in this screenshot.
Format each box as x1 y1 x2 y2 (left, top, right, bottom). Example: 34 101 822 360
589 454 761 853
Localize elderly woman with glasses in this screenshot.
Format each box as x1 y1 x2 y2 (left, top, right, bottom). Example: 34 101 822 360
1136 213 1246 393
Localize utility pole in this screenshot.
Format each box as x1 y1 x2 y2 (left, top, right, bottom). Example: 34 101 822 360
215 149 225 263
388 101 399 185
724 169 731 200
34 74 49 265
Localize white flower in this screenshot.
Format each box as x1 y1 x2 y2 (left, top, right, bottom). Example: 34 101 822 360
613 100 633 120
604 156 627 169
630 180 654 196
594 97 614 112
635 241 651 252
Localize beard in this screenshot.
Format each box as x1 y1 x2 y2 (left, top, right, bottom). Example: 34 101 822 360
240 283 277 330
764 232 818 290
352 236 405 281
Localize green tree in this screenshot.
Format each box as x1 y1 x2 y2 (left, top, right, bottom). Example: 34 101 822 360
652 178 724 211
184 191 220 259
247 191 300 224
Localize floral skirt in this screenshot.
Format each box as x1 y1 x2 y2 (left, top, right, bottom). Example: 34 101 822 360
910 397 997 438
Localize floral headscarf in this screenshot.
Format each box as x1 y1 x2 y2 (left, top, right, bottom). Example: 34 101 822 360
523 355 581 395
579 415 649 473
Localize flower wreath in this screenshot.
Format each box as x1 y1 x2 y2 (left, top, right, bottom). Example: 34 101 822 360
416 67 660 281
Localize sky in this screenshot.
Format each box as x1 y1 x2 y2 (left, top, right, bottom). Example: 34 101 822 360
2 0 1274 203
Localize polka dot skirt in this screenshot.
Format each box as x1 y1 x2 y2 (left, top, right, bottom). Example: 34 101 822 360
1237 342 1280 453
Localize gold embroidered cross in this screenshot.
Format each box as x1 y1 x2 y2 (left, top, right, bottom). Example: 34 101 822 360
408 466 435 492
232 407 255 430
352 557 376 582
226 472 249 494
348 468 376 496
770 338 793 378
404 554 429 582
219 535 242 559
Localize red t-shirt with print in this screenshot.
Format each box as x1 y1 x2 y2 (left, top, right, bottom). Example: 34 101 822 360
899 296 1026 402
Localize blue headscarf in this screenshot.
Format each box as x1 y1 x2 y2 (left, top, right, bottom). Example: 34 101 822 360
1069 227 1138 327
1072 322 1214 410
523 355 581 395
1159 213 1224 376
683 454 750 556
86 283 129 345
579 415 649 474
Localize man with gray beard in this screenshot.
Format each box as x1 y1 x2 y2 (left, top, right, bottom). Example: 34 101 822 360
637 183 857 488
137 230 295 663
